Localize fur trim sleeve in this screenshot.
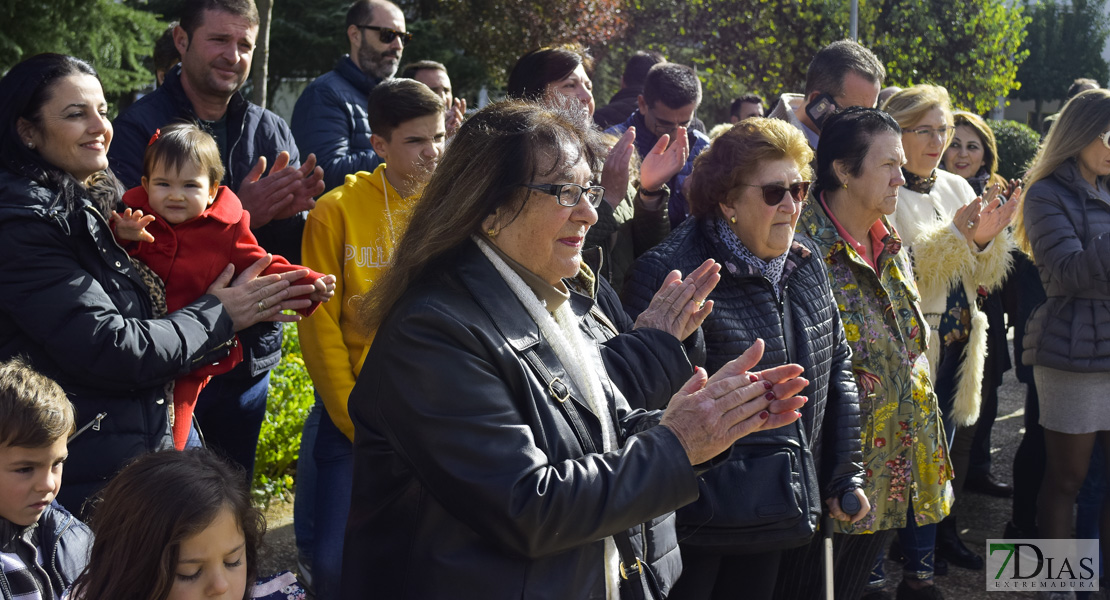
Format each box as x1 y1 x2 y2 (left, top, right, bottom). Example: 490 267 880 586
971 229 1014 292
908 221 977 307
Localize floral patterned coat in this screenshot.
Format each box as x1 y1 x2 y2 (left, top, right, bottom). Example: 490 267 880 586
798 201 953 534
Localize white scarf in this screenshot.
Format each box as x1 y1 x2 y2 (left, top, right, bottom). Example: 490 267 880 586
476 238 621 599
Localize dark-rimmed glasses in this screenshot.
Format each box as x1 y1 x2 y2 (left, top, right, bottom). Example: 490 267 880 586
520 183 606 208
739 181 811 206
356 25 413 45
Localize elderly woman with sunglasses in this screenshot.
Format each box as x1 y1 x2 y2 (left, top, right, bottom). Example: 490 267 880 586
624 117 867 600
1013 90 1110 600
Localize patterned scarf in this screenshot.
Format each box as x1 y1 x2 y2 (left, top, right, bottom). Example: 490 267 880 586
902 168 937 194
714 216 789 298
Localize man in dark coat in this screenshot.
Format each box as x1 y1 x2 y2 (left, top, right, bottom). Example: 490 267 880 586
108 0 324 477
291 0 410 191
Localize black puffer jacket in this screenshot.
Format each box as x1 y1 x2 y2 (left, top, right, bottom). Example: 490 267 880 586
1022 159 1110 372
0 171 235 511
343 241 702 599
624 216 863 547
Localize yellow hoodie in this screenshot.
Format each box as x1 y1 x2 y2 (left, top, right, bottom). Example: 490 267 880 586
298 163 417 440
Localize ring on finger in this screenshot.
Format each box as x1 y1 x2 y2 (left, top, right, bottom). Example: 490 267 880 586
258 300 266 313
694 299 706 309
966 220 975 229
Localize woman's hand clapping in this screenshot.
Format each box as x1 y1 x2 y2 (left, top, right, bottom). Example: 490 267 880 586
660 339 809 465
634 258 721 341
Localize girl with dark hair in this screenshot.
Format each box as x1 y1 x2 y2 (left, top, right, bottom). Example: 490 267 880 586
343 99 810 598
0 53 314 512
797 107 954 600
70 449 303 600
507 44 687 291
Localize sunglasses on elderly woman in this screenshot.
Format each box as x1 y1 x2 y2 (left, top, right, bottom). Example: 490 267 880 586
356 25 413 45
739 181 812 206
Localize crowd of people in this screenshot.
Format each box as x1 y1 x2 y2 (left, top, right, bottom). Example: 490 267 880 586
0 0 1109 599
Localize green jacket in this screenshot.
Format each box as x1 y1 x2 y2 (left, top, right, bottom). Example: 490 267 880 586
798 200 953 533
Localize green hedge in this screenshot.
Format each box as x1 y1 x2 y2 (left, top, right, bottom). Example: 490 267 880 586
988 119 1041 181
252 322 314 506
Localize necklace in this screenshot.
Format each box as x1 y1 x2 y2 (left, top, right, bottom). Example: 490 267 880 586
381 167 398 249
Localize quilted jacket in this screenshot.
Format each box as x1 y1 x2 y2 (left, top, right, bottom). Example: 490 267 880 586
624 216 864 547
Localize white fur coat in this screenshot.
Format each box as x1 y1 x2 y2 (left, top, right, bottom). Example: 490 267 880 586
890 170 1012 426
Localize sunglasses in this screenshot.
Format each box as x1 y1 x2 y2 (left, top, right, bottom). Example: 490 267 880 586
739 181 811 206
356 25 413 45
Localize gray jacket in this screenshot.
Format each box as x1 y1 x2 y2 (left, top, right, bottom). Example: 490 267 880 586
1022 159 1110 371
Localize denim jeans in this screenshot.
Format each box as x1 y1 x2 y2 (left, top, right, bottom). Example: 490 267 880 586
193 369 270 478
293 398 323 564
311 406 353 600
868 504 938 587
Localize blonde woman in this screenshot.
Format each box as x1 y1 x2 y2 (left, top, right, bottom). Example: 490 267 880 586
1013 89 1110 600
882 84 1016 577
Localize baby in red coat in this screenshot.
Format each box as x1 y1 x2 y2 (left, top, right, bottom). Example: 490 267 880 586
112 123 336 449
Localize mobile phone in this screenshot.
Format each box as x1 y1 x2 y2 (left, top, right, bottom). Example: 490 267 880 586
805 93 839 132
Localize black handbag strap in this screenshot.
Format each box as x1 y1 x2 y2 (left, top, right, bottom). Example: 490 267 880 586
522 345 658 600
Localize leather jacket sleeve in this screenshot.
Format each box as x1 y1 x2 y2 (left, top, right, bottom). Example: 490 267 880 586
357 301 700 559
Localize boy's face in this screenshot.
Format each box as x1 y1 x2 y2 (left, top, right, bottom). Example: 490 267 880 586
370 113 446 194
142 161 218 225
0 436 67 526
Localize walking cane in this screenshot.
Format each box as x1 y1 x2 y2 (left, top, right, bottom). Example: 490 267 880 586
826 491 862 599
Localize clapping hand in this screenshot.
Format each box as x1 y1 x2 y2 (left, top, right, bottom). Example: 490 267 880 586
237 151 325 228
634 258 721 341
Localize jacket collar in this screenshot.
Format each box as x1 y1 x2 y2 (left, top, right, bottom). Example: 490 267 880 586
122 185 243 225
161 66 249 139
455 241 594 354
1054 158 1110 204
798 200 901 267
335 55 382 96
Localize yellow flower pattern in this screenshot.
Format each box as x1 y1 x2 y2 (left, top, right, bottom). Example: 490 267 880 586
798 202 953 534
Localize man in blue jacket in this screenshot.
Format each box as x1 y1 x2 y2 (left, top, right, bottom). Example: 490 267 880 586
108 0 325 478
291 0 409 191
606 62 711 229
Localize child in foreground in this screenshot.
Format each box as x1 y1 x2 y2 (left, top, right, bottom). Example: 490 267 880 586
0 358 91 600
112 123 336 449
70 449 304 600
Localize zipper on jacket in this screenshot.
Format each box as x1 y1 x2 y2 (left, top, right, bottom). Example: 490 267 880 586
68 412 107 441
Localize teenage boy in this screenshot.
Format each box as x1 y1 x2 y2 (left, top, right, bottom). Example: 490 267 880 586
294 78 445 600
0 358 92 600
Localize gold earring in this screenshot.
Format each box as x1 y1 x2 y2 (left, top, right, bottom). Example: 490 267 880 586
730 215 737 224
842 182 848 189
486 227 498 238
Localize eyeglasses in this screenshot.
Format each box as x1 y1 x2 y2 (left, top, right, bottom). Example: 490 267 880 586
908 125 956 140
1101 130 1110 149
520 183 606 208
739 181 811 206
356 25 413 46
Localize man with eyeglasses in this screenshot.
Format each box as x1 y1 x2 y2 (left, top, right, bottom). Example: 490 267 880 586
291 0 410 191
108 0 325 486
768 39 886 150
605 62 712 228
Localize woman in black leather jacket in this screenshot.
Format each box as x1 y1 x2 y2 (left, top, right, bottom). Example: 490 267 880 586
341 100 812 599
0 54 311 512
624 118 867 600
